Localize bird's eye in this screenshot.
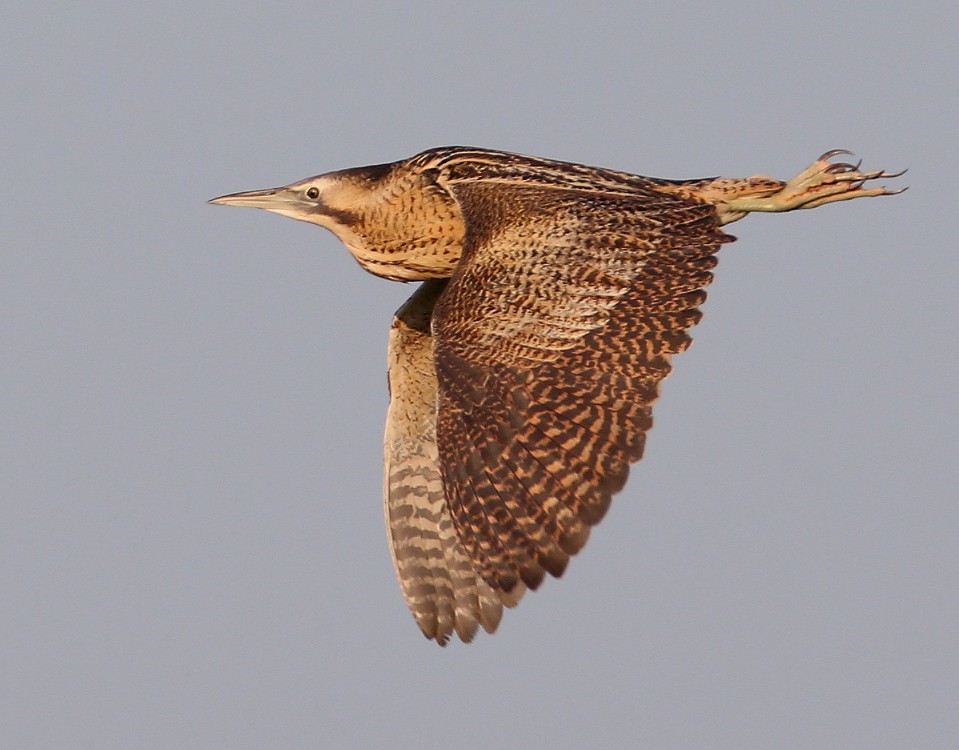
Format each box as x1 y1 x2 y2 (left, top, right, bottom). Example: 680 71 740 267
306 187 320 200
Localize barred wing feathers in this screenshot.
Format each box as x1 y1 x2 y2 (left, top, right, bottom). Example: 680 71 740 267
384 279 523 645
432 181 732 594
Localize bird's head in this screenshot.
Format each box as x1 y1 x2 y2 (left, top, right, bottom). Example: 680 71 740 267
208 164 396 241
210 159 464 280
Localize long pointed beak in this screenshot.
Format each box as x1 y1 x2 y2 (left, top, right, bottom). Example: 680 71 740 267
208 187 294 209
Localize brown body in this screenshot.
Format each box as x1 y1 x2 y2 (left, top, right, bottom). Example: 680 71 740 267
210 146 902 644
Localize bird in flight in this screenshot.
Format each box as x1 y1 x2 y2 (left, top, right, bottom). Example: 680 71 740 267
210 147 903 645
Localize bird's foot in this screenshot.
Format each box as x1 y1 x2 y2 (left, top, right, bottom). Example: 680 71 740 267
704 151 906 225
726 150 906 219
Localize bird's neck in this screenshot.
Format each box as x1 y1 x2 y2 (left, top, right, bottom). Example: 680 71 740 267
338 176 467 282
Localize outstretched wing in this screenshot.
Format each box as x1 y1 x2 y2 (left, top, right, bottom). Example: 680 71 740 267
432 181 733 593
384 279 523 645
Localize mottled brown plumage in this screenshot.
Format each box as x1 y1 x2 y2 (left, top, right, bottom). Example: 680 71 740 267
210 146 903 645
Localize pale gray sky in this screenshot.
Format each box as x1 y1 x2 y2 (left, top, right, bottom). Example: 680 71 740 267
3 3 957 748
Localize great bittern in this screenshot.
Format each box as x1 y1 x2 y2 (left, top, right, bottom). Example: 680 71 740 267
210 146 903 645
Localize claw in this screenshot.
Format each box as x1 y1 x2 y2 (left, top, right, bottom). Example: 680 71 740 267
818 148 854 161
826 162 858 174
877 168 908 179
883 186 909 195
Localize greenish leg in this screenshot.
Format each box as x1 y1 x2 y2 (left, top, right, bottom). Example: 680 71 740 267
724 149 906 220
